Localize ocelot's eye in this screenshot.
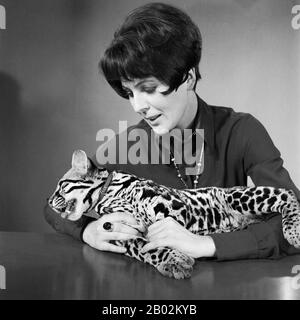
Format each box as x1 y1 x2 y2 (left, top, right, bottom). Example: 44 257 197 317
60 185 68 194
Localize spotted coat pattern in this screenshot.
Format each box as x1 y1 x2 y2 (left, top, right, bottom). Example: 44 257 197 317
49 153 300 279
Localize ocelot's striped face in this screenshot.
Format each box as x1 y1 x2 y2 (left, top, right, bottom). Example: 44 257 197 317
48 174 96 220
48 150 105 221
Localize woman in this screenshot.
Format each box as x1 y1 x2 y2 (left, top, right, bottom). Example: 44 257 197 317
45 3 300 260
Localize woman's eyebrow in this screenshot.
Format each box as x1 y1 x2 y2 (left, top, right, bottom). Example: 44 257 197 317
123 78 156 89
135 79 153 87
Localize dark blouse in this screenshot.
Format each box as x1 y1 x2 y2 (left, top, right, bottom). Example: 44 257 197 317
44 95 300 260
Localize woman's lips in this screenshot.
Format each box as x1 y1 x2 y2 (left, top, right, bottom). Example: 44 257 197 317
146 114 161 123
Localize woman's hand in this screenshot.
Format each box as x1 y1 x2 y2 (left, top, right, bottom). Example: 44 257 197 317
82 212 142 253
141 217 216 258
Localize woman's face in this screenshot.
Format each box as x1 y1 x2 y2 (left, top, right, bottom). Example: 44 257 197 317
121 76 197 135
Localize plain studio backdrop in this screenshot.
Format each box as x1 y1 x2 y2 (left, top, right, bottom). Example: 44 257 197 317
0 0 299 232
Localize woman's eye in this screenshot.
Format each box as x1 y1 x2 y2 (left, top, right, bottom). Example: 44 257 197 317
142 87 156 94
122 86 156 98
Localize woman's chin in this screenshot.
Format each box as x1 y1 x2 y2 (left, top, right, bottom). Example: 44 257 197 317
152 126 170 136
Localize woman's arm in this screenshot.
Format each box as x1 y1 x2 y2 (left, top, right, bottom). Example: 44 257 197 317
44 115 300 259
210 115 300 261
44 204 94 241
210 214 300 261
212 213 300 261
44 204 140 251
242 115 300 200
143 114 300 260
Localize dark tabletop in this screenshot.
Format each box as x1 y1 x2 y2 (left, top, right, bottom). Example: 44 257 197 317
0 231 300 300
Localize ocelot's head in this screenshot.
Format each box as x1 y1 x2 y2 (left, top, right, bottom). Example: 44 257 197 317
48 150 108 221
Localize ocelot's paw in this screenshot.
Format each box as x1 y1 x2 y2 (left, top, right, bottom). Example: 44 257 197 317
156 250 195 280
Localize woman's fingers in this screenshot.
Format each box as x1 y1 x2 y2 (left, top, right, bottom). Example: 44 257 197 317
141 239 168 253
100 212 138 225
105 232 138 241
93 241 127 253
97 221 141 236
112 222 142 235
97 212 143 234
83 214 143 254
83 219 137 244
90 229 138 251
146 217 178 239
146 225 165 240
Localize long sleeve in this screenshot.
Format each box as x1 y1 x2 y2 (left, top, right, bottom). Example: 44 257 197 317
242 115 300 200
211 214 300 261
44 204 95 241
43 109 300 258
211 115 300 261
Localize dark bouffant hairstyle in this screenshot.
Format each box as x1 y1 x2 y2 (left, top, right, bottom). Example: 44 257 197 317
100 2 202 99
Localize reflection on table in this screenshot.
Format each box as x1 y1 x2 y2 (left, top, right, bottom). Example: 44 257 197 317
0 232 299 299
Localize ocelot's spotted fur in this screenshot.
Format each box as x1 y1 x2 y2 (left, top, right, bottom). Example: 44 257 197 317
48 150 300 279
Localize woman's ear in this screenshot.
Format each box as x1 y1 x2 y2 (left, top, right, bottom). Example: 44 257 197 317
186 69 196 91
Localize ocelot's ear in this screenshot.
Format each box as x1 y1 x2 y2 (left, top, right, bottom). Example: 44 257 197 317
71 150 92 174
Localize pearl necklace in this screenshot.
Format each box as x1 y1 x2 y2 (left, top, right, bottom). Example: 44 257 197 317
170 142 204 189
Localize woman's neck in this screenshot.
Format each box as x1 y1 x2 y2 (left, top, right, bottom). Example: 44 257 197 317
177 91 198 130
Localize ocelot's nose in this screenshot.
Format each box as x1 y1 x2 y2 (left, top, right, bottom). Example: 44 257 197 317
47 196 53 206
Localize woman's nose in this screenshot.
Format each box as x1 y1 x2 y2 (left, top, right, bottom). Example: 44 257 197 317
130 93 149 114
